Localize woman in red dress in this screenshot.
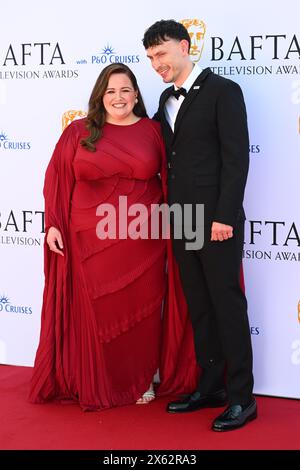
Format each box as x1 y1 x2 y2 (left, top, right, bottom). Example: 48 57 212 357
28 63 198 411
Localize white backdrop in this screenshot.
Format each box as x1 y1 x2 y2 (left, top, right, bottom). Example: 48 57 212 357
0 0 299 398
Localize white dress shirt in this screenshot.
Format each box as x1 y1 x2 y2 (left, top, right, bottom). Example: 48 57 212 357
165 63 202 132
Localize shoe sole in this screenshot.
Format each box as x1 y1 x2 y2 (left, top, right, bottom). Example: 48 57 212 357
212 410 257 432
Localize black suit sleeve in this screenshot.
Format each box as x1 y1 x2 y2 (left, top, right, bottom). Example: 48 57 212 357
152 88 171 122
214 80 249 227
152 109 161 122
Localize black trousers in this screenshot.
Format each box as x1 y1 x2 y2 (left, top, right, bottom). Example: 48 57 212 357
172 221 254 405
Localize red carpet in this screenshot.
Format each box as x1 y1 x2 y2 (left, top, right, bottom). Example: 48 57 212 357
0 365 299 450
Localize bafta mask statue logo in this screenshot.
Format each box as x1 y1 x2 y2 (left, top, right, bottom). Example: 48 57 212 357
62 109 87 130
180 19 206 63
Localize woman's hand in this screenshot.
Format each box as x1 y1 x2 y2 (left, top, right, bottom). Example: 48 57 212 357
46 227 64 256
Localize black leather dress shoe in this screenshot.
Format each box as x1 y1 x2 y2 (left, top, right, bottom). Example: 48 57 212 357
167 389 227 413
212 398 257 431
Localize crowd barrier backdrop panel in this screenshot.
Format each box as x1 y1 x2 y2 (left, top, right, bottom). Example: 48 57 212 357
0 0 299 398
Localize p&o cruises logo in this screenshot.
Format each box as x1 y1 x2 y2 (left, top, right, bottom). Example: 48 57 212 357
76 44 140 66
0 130 31 151
0 294 32 315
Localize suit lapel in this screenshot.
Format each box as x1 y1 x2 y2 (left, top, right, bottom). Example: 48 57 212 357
173 68 212 139
160 87 174 140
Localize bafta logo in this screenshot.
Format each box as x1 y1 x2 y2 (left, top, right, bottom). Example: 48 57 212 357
180 19 206 63
62 109 87 130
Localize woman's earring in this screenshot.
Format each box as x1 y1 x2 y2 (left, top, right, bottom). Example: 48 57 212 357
135 97 138 104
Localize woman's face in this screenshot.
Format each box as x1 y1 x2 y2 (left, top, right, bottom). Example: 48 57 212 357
103 73 137 124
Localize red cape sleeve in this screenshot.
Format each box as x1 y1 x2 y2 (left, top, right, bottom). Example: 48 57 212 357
28 121 83 402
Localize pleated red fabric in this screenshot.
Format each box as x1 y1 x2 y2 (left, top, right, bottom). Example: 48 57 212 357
28 117 199 410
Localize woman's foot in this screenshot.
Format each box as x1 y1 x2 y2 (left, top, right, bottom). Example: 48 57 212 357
136 383 155 404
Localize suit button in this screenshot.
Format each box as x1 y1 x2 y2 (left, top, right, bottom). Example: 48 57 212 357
170 174 175 179
172 151 176 156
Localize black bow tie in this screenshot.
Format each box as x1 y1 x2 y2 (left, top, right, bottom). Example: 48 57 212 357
170 87 187 100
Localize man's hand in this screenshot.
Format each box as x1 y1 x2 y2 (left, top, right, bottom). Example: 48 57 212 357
46 226 64 256
211 222 233 242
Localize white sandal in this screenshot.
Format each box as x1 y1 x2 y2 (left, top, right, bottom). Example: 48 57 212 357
136 383 155 404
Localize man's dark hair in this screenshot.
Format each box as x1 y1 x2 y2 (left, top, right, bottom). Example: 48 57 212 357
142 19 191 51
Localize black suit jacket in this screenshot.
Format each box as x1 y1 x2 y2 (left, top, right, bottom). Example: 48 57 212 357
155 68 249 228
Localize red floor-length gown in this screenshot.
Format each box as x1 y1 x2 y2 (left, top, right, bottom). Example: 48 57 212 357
28 117 199 411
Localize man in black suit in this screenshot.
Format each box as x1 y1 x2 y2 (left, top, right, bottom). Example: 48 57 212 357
143 20 257 431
